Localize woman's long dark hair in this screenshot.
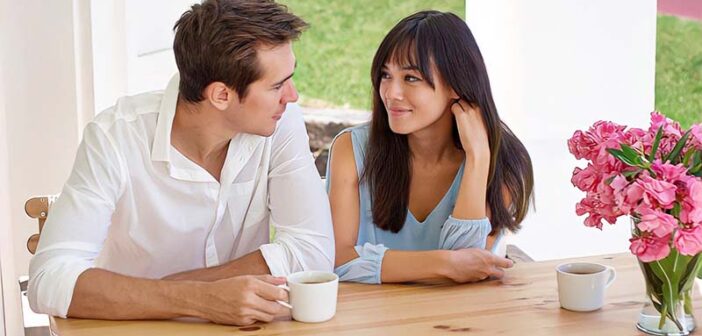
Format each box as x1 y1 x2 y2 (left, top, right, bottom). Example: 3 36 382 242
363 10 534 234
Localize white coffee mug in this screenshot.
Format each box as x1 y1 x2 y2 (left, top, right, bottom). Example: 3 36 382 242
556 262 616 312
280 271 338 323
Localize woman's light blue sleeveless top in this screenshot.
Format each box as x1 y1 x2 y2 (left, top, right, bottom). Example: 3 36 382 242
326 124 497 284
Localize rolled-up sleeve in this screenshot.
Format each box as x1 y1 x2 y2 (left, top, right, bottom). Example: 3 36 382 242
28 122 124 317
439 216 492 250
334 243 388 284
259 105 335 276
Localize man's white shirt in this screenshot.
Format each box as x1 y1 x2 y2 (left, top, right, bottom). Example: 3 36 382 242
28 75 335 317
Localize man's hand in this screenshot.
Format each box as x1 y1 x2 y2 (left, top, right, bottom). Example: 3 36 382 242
194 275 290 325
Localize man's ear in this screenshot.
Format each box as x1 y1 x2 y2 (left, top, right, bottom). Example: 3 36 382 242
204 82 239 110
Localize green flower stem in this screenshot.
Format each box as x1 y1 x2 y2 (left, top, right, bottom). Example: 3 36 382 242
685 290 693 315
659 303 668 330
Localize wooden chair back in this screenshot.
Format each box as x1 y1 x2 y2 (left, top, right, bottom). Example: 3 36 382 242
24 195 57 254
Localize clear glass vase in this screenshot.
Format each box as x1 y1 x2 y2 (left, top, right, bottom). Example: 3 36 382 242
636 293 695 335
633 218 698 335
636 260 696 335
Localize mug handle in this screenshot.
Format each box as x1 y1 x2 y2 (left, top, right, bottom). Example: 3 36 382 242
605 266 616 288
276 284 293 309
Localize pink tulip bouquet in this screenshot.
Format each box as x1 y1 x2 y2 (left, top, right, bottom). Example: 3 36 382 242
568 112 702 334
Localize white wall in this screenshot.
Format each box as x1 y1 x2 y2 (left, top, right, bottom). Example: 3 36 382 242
0 2 192 332
467 0 657 260
0 16 20 336
0 52 12 336
92 0 193 113
90 0 128 114
124 0 194 95
0 0 94 333
0 1 189 329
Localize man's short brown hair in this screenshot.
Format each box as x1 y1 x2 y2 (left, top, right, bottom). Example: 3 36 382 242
173 0 307 102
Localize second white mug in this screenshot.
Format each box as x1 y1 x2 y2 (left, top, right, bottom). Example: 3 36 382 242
556 262 616 312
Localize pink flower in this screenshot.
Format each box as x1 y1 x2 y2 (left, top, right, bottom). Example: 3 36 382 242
624 127 648 152
568 130 599 161
630 234 671 262
568 121 626 162
569 114 702 261
575 189 622 229
678 177 702 224
610 174 645 214
636 172 678 209
651 161 688 183
594 124 627 167
691 124 702 148
674 225 702 256
636 208 679 237
576 195 618 229
571 165 601 192
648 112 685 159
576 197 604 229
584 213 605 230
610 174 630 191
681 202 696 224
678 177 702 225
592 121 627 141
687 178 702 224
650 111 683 138
595 181 619 216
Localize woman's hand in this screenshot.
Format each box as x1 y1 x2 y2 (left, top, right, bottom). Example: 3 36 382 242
441 248 513 283
451 99 490 160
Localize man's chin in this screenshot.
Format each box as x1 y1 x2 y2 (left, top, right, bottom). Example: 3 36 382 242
253 125 277 137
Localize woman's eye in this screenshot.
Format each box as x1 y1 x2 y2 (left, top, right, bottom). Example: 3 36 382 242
380 72 391 80
405 75 421 82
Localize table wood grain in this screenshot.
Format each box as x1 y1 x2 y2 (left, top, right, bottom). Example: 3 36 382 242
50 253 698 335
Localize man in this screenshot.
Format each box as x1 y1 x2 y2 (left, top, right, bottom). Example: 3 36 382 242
28 0 334 326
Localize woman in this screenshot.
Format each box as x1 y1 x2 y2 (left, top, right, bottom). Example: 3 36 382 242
326 10 534 284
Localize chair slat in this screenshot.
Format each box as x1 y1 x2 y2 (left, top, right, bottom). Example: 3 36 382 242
25 197 49 219
24 195 58 254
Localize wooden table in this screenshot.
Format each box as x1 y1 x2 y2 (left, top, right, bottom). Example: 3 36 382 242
50 253 701 335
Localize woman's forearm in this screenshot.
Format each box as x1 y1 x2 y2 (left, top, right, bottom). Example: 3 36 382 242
380 249 450 283
452 155 490 220
338 244 507 284
335 246 361 268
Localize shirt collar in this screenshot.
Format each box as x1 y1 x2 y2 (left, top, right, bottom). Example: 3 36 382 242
149 73 266 184
151 73 180 162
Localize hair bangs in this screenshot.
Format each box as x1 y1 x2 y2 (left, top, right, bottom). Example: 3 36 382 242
379 23 436 88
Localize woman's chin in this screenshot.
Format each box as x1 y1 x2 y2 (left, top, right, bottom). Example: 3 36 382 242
388 121 415 135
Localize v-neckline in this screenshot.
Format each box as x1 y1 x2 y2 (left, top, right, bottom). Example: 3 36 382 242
407 163 464 225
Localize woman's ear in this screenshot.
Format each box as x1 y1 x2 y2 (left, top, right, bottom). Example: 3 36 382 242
449 89 459 100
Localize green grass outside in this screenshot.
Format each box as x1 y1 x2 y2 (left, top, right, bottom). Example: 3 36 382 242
656 15 702 129
281 0 465 110
282 2 701 129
